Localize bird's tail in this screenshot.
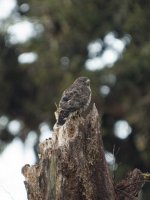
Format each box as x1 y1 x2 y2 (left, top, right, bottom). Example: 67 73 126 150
57 110 70 125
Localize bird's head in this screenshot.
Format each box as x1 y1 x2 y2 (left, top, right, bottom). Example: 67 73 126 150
74 77 90 86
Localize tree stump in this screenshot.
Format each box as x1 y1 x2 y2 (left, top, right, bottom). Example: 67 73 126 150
22 104 145 200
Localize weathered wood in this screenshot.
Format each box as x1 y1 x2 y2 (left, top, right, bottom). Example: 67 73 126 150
22 104 146 200
115 168 144 200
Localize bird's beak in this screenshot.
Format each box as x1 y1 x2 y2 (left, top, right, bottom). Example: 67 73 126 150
86 79 90 84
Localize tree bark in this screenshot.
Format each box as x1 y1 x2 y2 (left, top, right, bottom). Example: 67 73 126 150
22 104 145 200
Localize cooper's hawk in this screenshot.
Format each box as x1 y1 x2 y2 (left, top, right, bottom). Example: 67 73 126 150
57 77 91 125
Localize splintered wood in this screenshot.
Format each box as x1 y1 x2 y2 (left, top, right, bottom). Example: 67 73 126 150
22 104 145 200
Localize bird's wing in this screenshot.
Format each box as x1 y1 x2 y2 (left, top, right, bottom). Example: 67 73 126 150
59 86 89 111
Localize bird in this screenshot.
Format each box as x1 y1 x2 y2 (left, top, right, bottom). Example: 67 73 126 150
56 77 91 125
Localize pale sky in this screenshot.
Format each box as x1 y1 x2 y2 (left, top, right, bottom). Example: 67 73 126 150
0 138 30 200
0 0 16 19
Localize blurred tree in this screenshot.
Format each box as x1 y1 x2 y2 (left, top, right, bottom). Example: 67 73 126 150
0 0 150 197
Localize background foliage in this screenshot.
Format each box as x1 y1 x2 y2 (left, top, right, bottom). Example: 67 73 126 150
0 0 150 198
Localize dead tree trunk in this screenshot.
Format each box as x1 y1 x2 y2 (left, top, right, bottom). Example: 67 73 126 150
22 104 145 200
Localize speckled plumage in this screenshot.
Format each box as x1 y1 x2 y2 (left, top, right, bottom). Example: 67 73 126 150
57 77 91 125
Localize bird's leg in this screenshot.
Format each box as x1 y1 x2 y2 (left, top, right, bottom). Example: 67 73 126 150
77 110 81 117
